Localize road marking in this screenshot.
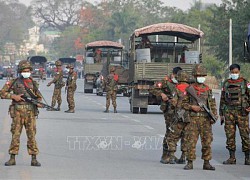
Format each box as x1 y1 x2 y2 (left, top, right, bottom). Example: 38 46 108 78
157 134 164 138
131 119 141 123
144 125 154 130
122 115 129 118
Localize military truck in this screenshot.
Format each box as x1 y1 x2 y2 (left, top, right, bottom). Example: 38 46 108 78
28 56 47 80
84 40 128 95
58 57 76 78
128 22 204 114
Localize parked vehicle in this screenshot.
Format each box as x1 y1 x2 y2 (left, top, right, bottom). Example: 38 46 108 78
28 56 47 80
128 22 204 114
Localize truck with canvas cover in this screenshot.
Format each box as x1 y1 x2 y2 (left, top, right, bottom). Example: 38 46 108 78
85 40 128 95
28 56 47 80
58 58 76 78
128 22 204 114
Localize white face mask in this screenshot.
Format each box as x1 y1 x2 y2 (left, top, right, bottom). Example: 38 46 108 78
21 72 31 78
196 77 206 84
230 73 239 80
171 78 178 84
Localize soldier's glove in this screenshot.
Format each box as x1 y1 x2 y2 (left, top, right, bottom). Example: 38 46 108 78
220 116 225 125
47 83 51 87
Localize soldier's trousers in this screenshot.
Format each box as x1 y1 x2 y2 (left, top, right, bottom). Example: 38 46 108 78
166 121 188 153
9 107 39 155
51 88 62 107
67 87 76 110
224 109 250 152
106 90 117 109
185 117 213 161
162 112 174 150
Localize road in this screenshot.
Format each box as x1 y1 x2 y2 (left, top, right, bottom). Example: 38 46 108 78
0 78 249 180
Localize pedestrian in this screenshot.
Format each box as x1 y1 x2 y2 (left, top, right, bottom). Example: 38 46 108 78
103 66 119 113
65 64 77 113
183 64 217 170
0 60 42 166
47 60 65 111
150 66 182 164
165 70 190 165
220 63 250 165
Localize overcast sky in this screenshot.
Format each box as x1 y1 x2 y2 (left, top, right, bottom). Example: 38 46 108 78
19 0 222 10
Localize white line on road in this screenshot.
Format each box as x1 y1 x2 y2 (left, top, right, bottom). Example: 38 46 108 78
122 115 129 118
157 134 165 138
131 119 141 123
144 125 154 130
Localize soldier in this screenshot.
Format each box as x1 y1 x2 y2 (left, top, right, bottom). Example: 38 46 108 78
220 63 250 165
165 70 190 164
150 66 182 164
47 60 65 111
103 66 119 113
65 64 77 113
183 64 217 170
1 60 42 166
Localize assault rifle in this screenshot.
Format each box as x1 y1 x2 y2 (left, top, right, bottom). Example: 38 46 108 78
168 109 186 132
186 86 217 123
21 95 58 111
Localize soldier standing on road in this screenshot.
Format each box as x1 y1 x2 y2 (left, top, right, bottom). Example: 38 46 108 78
220 64 250 165
183 64 217 170
103 66 119 113
47 60 65 111
165 70 190 165
65 64 77 113
150 66 182 164
0 60 42 166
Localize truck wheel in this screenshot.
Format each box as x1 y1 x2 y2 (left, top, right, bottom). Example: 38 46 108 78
140 108 148 114
132 107 139 114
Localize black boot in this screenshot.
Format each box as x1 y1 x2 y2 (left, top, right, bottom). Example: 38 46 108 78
5 154 16 166
114 107 117 113
176 151 186 164
168 152 176 164
184 160 193 170
160 149 170 164
56 105 61 111
203 160 215 170
223 150 236 165
31 155 41 167
245 151 250 165
104 108 109 113
65 109 75 113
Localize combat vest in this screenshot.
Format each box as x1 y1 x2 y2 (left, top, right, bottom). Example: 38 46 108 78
105 74 118 91
55 71 65 88
223 78 248 108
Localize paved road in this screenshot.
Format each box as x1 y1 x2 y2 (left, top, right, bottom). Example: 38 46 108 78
0 78 249 179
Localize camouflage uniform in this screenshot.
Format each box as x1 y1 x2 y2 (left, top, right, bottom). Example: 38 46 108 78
65 64 77 113
104 66 118 113
166 70 190 164
150 75 177 164
1 60 42 166
183 64 217 170
47 60 65 111
220 73 250 165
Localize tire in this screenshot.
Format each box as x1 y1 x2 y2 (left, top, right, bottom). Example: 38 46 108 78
140 108 148 114
132 107 139 114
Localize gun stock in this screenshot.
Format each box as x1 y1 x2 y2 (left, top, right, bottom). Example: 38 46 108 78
186 86 217 123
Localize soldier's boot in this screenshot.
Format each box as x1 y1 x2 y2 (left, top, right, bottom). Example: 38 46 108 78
65 109 75 113
114 107 117 113
184 160 193 170
104 107 109 113
56 104 61 111
169 152 176 164
5 154 16 166
160 149 170 164
223 150 236 165
176 152 186 164
244 151 250 165
203 160 215 170
31 155 41 167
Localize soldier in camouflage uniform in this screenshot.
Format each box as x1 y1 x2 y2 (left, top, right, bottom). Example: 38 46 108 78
165 70 190 164
65 64 77 113
47 60 65 111
1 60 42 166
220 64 250 165
150 67 182 164
103 66 119 113
183 64 217 170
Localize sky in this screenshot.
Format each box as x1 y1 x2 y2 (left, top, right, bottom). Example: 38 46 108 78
19 0 222 10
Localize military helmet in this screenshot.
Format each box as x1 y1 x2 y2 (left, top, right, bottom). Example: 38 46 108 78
55 60 62 66
66 64 74 69
18 60 32 72
192 64 207 76
109 66 116 72
177 70 189 82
